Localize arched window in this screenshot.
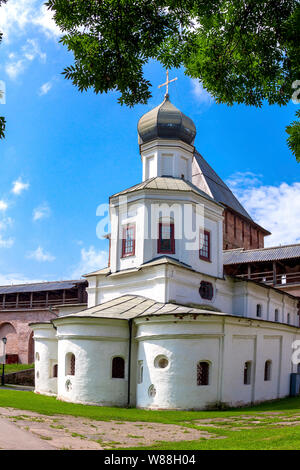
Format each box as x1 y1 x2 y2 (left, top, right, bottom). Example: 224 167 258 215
112 357 125 379
264 360 272 381
256 304 262 318
137 360 143 384
197 361 209 386
287 313 291 324
244 361 252 385
65 353 75 376
275 309 279 322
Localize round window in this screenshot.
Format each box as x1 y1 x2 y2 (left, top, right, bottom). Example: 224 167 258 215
154 355 169 369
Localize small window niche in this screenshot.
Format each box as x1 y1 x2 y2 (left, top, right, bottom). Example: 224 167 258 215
65 353 75 376
112 356 125 379
264 360 272 381
154 355 169 369
197 361 210 386
244 361 252 385
256 304 262 318
137 360 143 384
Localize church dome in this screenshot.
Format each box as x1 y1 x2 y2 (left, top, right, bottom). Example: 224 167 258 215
137 94 196 146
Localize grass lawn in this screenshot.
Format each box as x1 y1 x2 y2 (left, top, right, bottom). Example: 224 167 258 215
4 364 34 374
1 388 300 449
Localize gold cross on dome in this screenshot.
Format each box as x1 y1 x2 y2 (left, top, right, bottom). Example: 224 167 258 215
158 69 178 97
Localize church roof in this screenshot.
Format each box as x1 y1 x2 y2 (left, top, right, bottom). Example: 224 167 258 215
110 176 221 205
192 151 270 234
84 256 197 278
137 94 196 146
224 243 300 265
53 294 224 322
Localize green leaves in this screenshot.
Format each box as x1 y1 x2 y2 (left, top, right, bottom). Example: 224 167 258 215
286 110 300 162
0 116 5 140
45 1 300 161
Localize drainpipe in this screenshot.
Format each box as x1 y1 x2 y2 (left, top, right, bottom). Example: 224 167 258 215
127 319 133 407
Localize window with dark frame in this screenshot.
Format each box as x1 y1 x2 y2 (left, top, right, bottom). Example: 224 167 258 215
256 304 262 317
264 360 271 381
70 354 75 376
199 230 210 261
122 224 135 258
65 353 75 376
244 361 251 385
197 362 209 386
158 222 175 254
112 357 125 379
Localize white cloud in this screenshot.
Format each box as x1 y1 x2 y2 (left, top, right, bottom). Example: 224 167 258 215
5 59 25 80
11 177 30 195
0 217 13 231
38 81 53 96
33 203 51 221
0 236 14 248
0 0 61 41
191 79 214 105
32 4 61 39
27 246 55 262
71 246 108 278
0 273 44 286
22 38 46 62
5 38 47 80
0 200 8 211
226 172 300 247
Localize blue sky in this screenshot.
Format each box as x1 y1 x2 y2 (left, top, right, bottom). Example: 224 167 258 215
0 0 299 285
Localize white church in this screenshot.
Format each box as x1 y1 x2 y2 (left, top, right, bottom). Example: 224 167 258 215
31 84 300 410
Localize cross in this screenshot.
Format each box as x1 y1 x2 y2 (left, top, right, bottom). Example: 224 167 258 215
158 70 178 97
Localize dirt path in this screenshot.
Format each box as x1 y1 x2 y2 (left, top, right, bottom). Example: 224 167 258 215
0 407 219 450
0 417 55 450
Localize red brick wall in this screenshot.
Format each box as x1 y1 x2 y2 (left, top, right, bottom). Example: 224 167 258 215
223 209 266 250
0 309 57 364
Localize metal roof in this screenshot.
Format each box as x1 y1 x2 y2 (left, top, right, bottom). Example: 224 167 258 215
84 256 194 278
193 152 253 221
224 244 300 265
53 294 224 322
0 279 87 295
137 95 196 146
110 176 221 205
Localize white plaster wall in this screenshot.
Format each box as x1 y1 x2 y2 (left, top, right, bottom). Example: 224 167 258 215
55 319 129 406
109 181 224 280
135 315 300 410
135 317 222 409
141 140 194 182
32 324 58 395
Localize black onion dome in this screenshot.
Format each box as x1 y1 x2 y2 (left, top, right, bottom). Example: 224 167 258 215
138 94 196 146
